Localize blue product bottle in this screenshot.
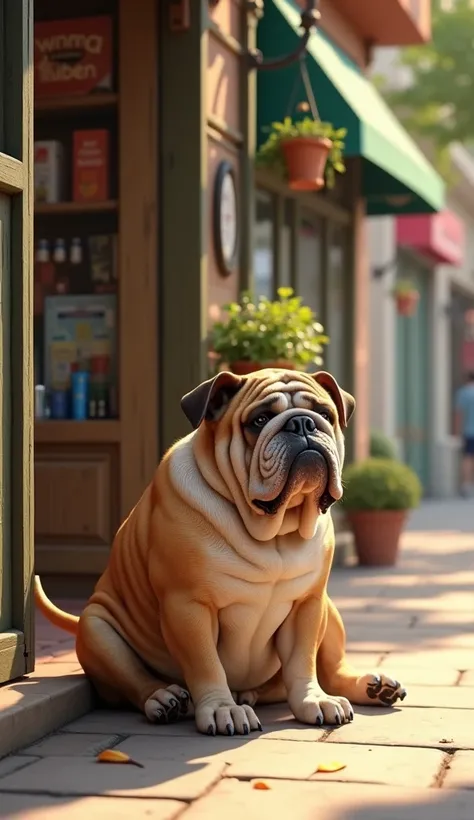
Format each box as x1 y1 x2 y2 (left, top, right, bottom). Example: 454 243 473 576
71 371 89 420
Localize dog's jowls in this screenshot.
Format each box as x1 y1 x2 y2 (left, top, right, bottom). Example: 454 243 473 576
35 368 406 736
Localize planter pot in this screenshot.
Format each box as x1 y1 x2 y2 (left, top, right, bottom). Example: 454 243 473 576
281 137 332 192
230 360 296 376
395 291 419 317
345 509 408 567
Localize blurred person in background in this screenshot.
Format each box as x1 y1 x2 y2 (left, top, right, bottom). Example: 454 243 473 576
455 371 474 497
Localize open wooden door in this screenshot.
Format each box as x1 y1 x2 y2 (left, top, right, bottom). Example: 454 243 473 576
0 0 34 683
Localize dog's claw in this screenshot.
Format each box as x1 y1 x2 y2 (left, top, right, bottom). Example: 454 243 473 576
207 724 216 736
316 715 323 726
400 690 407 701
226 723 234 736
243 723 249 735
257 721 263 732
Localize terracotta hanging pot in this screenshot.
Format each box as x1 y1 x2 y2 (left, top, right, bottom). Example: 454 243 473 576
281 137 332 191
345 509 408 567
395 290 419 317
230 360 297 376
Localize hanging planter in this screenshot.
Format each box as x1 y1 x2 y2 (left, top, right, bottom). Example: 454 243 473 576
256 53 346 192
393 280 420 317
256 117 346 192
281 135 332 191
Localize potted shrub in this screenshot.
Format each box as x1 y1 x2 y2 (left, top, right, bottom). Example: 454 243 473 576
256 116 346 191
393 280 419 317
369 430 398 460
209 287 328 375
342 458 422 566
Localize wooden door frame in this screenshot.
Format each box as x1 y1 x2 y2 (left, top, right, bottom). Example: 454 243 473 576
0 0 34 682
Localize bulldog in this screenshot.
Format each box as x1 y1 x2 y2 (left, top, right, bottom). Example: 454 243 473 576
35 368 406 736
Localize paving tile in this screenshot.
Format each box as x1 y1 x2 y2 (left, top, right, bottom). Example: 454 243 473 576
182 778 474 820
458 670 474 687
374 666 460 687
0 754 226 801
0 794 185 819
397 685 474 709
115 734 250 762
0 755 39 778
62 705 327 741
23 732 122 757
323 706 474 750
221 740 444 788
379 650 474 669
443 750 474 790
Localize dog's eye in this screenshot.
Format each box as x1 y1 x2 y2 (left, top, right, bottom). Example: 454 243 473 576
252 413 271 429
319 411 332 423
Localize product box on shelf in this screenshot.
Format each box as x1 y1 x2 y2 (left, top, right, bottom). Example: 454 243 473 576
34 16 114 98
34 141 64 203
73 130 110 202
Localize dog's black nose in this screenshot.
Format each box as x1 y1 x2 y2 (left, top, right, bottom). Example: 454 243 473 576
284 415 316 436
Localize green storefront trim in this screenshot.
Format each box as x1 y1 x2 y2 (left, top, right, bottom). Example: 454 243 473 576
257 0 445 216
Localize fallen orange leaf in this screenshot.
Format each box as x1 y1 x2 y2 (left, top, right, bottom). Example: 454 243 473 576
97 749 144 768
315 761 347 773
253 781 271 790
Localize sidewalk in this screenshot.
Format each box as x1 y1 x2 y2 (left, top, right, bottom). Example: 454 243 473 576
1 499 474 819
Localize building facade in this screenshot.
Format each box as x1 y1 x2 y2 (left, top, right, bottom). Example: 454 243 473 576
368 46 470 496
32 0 442 597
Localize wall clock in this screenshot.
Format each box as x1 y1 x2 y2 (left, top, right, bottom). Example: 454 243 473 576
214 161 238 277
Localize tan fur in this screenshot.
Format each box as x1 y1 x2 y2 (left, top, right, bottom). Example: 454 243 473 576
36 369 406 734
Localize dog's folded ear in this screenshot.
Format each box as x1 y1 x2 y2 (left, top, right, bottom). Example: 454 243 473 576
310 371 356 428
181 371 245 430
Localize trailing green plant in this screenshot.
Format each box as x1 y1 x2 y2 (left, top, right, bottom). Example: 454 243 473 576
393 279 418 297
256 117 346 189
342 458 422 511
209 287 328 369
369 431 398 460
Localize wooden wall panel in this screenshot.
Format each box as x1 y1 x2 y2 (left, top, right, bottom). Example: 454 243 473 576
35 448 117 544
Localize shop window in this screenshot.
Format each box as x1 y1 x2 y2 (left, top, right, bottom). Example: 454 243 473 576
326 224 349 384
296 210 323 316
254 190 275 299
33 1 119 421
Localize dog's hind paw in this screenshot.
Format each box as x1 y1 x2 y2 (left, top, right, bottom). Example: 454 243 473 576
145 684 193 723
364 673 407 706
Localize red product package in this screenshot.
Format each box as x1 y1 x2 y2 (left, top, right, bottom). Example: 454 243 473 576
34 16 113 98
73 130 109 203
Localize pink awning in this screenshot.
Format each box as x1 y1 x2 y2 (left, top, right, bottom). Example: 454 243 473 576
396 210 465 267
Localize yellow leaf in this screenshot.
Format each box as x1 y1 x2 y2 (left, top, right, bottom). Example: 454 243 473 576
97 749 144 768
315 761 347 773
253 781 271 790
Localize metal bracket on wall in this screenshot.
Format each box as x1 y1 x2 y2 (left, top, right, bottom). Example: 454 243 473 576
246 0 320 71
372 258 398 279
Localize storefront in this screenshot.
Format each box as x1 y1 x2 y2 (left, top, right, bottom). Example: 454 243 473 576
33 0 159 595
395 211 465 492
255 0 444 464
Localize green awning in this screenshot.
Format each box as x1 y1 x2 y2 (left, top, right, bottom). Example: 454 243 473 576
257 0 445 216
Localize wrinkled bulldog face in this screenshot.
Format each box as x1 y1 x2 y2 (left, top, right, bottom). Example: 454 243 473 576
181 369 355 541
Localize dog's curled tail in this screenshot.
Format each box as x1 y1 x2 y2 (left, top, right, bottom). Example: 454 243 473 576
34 575 79 636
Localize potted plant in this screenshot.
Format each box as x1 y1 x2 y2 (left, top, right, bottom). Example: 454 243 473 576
393 280 419 317
256 116 346 191
209 287 328 376
342 458 422 566
369 430 398 460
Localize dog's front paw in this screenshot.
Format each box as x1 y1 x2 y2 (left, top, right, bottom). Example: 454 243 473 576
194 696 262 736
288 682 354 726
145 684 193 724
364 673 407 706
